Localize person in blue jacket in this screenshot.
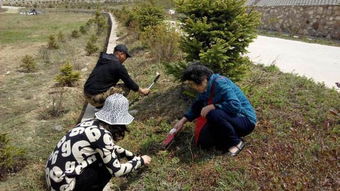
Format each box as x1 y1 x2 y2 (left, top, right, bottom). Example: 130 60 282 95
174 64 257 156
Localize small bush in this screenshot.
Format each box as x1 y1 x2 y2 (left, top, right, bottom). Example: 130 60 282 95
57 31 66 43
85 40 99 56
133 4 165 31
86 18 95 27
114 4 165 32
48 35 59 49
112 6 128 23
89 34 98 43
79 25 87 34
0 133 26 180
141 24 180 62
20 55 37 72
94 10 101 20
96 16 107 35
55 62 80 87
71 30 80 38
92 11 107 35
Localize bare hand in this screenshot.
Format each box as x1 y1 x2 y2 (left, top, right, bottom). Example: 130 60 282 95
174 117 187 131
174 121 184 130
139 88 150 95
141 155 151 165
200 104 215 118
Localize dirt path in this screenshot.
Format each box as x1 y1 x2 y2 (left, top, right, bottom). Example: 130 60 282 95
82 12 118 191
106 13 118 54
247 35 340 89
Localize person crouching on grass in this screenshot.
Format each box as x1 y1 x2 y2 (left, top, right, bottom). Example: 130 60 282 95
84 44 150 109
174 63 257 156
45 94 151 191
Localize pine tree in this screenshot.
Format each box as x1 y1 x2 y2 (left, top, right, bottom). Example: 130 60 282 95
175 0 260 81
55 62 80 87
48 35 59 49
20 55 37 72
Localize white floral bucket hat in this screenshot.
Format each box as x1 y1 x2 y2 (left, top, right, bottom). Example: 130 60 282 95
95 94 134 125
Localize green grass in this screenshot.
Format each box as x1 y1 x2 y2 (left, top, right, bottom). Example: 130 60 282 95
0 13 92 44
1 9 339 191
108 26 340 190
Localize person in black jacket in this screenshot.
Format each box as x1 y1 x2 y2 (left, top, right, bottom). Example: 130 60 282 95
84 44 150 108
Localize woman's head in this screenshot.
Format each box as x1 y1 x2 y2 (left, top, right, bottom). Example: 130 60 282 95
181 63 213 93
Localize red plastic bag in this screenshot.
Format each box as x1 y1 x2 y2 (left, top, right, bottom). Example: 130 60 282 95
194 116 207 144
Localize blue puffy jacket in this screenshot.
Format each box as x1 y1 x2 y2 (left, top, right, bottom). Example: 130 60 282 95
184 74 257 125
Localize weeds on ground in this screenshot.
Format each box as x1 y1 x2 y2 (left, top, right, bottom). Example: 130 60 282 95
57 31 66 43
107 26 340 190
39 88 68 120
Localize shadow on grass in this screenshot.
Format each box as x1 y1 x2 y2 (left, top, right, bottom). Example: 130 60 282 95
132 85 193 122
132 85 228 163
137 128 227 165
116 168 148 191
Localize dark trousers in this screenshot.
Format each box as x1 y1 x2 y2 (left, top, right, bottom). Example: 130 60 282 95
73 161 112 191
197 109 255 151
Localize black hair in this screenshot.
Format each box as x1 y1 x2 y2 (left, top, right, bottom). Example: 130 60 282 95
99 121 129 141
181 63 214 85
108 125 129 141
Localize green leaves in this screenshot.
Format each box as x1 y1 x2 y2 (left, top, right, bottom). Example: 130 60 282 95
199 41 229 67
55 62 80 87
177 0 260 81
0 133 26 180
20 55 37 73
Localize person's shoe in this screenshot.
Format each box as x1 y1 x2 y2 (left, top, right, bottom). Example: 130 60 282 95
228 140 245 157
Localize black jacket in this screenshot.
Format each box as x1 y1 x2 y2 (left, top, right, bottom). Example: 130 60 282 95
84 53 139 95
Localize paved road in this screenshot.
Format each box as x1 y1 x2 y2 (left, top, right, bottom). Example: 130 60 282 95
247 35 340 89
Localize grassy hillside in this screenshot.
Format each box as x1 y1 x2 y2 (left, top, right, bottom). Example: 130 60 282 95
0 11 107 190
106 25 340 190
0 9 339 191
0 12 91 44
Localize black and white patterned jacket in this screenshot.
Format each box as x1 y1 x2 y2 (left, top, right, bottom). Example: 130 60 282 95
45 119 144 191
